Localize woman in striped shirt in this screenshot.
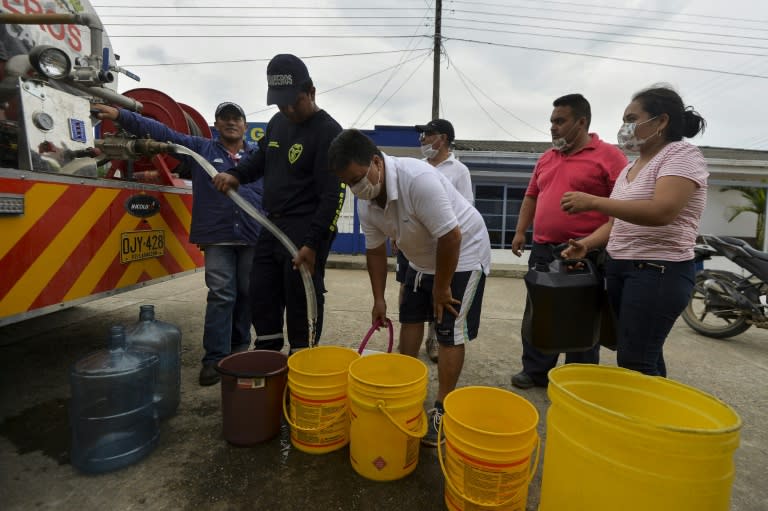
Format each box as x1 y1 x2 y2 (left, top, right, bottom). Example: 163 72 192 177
560 85 708 377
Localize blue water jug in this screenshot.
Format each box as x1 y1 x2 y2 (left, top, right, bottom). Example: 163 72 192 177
69 325 159 474
126 305 181 419
523 258 602 353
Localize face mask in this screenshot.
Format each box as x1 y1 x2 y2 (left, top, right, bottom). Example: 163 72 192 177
349 161 382 200
420 142 439 159
552 122 580 152
617 116 658 152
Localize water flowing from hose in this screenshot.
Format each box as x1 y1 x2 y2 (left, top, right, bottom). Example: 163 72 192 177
171 144 317 347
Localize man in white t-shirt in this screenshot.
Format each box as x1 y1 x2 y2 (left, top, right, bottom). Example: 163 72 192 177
395 118 474 364
328 129 491 447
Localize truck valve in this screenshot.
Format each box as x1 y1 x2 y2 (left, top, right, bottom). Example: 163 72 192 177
94 136 177 160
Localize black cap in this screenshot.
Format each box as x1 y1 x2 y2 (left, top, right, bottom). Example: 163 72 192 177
266 54 311 106
215 102 246 119
415 118 455 142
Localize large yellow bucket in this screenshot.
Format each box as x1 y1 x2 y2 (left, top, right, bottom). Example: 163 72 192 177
347 353 428 481
439 386 540 511
539 364 742 511
283 346 360 454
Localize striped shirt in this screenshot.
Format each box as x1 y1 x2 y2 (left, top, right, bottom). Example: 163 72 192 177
607 141 708 261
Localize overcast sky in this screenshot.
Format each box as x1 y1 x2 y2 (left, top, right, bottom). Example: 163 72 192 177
90 0 768 150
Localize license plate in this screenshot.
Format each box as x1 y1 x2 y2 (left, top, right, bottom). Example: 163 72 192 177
120 229 165 263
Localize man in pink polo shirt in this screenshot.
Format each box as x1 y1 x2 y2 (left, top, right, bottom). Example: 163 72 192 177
510 93 628 389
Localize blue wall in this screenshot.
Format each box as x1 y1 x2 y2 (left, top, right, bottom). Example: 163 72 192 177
216 123 420 254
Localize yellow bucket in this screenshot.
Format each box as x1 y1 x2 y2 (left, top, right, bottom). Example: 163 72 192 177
283 346 360 454
438 386 540 511
347 353 428 481
539 364 742 511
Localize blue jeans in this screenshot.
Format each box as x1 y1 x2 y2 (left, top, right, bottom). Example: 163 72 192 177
605 257 695 377
201 244 256 366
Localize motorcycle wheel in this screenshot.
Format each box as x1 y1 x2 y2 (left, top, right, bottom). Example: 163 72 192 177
681 273 751 339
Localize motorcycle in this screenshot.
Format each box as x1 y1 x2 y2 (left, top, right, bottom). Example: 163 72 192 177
682 234 768 338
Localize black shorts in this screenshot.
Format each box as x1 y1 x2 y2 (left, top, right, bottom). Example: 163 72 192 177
395 251 409 283
399 266 486 346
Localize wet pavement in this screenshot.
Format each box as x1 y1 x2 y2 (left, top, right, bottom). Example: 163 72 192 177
0 260 766 511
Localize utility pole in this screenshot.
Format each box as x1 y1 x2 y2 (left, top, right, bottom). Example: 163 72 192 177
431 0 442 120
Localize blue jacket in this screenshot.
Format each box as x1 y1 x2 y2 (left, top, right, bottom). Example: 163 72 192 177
114 108 264 245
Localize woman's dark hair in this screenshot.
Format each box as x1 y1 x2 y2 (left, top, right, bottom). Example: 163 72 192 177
328 129 382 173
632 84 706 141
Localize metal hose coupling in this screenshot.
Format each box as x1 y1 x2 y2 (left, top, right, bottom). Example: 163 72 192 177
131 138 177 156
95 136 177 160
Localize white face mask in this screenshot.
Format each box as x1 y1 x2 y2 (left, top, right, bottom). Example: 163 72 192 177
420 142 439 159
617 116 658 152
552 121 580 152
349 161 382 200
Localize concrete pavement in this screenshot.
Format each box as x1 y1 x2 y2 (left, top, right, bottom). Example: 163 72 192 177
0 258 766 510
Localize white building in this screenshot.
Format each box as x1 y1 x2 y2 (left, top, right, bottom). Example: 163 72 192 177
331 127 768 262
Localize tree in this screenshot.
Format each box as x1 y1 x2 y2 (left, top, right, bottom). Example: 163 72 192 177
721 184 766 249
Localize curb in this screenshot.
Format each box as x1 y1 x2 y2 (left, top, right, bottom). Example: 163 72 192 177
325 256 526 279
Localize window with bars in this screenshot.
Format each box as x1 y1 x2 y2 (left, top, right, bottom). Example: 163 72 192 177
474 184 531 249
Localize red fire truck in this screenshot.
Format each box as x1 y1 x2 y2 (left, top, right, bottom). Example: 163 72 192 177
1 1 206 327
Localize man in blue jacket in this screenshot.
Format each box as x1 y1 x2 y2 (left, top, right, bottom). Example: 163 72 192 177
92 101 264 386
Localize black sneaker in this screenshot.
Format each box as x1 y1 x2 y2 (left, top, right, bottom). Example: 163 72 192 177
198 364 220 386
511 371 536 389
421 408 445 447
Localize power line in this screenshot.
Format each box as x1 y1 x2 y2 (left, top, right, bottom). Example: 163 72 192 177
125 48 432 67
244 50 432 117
445 9 768 42
451 0 768 25
360 52 433 128
446 53 520 140
445 16 768 51
102 17 768 52
93 2 768 26
441 23 768 57
108 34 431 39
93 5 436 9
447 37 768 79
97 12 768 43
450 0 768 30
105 24 768 57
352 3 434 127
99 17 768 50
103 22 430 27
99 14 432 19
445 53 548 136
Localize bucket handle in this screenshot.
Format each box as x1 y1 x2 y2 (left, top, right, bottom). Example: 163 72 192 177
357 319 394 354
375 400 428 439
436 418 541 508
281 385 348 433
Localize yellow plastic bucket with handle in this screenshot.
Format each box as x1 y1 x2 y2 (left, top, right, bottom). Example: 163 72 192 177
438 386 540 511
539 364 742 511
283 346 360 454
347 353 428 481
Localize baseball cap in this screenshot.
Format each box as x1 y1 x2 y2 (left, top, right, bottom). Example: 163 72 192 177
215 102 246 119
415 118 455 142
266 54 311 106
